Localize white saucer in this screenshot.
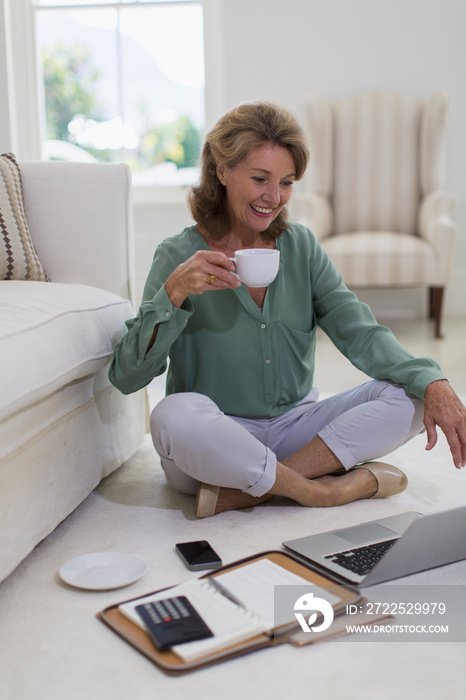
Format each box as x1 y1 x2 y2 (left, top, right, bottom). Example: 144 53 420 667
59 552 148 590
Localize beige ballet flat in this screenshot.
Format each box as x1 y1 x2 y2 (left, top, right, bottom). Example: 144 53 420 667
348 461 408 498
195 483 220 518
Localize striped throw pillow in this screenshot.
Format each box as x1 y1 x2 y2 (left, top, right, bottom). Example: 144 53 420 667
0 153 48 281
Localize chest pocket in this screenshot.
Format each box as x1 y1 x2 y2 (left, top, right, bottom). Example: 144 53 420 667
274 320 317 406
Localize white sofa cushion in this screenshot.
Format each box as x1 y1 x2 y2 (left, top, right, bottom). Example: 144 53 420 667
0 281 134 420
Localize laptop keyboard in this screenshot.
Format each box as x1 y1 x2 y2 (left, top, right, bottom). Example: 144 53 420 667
324 539 397 576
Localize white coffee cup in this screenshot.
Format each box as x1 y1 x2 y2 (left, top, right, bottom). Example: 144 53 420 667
231 249 280 288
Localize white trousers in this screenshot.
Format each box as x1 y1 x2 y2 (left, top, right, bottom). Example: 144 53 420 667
150 381 425 498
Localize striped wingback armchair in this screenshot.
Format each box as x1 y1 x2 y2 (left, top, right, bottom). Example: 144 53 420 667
293 91 457 337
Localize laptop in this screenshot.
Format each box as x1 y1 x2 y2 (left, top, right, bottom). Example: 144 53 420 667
282 506 466 587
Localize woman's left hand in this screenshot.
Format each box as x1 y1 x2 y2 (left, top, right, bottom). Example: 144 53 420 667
424 380 466 469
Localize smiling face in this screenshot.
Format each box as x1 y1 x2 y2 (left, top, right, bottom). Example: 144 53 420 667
217 143 296 240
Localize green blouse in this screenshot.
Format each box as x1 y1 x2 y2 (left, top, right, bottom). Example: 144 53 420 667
108 224 444 418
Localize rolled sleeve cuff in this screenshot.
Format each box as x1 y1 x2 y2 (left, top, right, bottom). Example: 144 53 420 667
407 369 446 399
141 284 193 326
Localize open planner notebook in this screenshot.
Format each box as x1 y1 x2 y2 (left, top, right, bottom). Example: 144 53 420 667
119 558 343 662
98 551 387 674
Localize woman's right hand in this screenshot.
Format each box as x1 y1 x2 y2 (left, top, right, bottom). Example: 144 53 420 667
164 251 241 307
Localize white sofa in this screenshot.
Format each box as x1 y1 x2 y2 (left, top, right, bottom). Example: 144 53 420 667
0 161 147 583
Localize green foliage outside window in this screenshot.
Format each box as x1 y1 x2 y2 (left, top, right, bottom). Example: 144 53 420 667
42 41 202 171
42 41 104 142
139 115 201 170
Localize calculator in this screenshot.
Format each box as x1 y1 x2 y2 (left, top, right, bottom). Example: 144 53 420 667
135 596 213 651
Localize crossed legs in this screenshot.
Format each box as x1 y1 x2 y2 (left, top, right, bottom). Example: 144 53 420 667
212 436 378 513
151 382 425 514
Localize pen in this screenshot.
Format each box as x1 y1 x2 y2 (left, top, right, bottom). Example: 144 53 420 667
208 576 245 608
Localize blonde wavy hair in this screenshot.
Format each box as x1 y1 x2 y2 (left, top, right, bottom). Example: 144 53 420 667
188 102 309 241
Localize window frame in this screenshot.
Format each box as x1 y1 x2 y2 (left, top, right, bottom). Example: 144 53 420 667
4 0 225 201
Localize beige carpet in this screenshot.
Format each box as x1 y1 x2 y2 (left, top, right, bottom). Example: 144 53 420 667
1 409 465 700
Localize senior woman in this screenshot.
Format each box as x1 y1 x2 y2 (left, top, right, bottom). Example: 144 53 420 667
109 102 466 518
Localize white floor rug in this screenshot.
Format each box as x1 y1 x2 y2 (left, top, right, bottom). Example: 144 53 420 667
1 417 465 700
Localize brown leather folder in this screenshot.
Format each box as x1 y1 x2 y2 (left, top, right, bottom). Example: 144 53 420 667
97 550 376 675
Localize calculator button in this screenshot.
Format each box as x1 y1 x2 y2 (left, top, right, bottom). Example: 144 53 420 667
135 595 213 651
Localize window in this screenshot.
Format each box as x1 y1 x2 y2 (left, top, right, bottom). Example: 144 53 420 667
33 1 206 187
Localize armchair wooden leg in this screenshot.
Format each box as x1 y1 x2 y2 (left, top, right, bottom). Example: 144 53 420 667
428 287 435 319
428 286 444 339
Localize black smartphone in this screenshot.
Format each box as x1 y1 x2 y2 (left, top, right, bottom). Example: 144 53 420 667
175 540 222 571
